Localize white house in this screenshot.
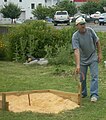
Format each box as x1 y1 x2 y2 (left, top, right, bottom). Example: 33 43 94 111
0 0 61 23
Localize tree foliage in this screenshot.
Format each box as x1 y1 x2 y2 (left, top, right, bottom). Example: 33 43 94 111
32 5 50 20
32 0 77 19
56 0 77 16
80 2 99 14
99 0 106 12
99 0 106 7
0 2 21 23
80 0 106 14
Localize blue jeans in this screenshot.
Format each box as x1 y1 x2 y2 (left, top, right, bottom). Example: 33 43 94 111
80 61 98 98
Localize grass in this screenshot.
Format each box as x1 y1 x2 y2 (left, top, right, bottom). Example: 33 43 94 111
0 61 106 120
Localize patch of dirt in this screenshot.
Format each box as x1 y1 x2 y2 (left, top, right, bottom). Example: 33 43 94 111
0 92 79 114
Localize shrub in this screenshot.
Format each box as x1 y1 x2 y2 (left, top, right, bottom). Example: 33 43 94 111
0 35 6 60
3 21 48 61
3 21 76 65
97 32 106 61
45 26 76 65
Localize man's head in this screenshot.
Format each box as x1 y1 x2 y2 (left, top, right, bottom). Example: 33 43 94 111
75 17 86 33
75 17 86 25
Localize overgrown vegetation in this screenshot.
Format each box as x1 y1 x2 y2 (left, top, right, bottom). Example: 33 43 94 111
0 35 6 60
97 32 106 60
2 21 76 65
0 21 106 65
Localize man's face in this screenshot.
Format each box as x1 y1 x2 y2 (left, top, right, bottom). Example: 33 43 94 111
77 23 86 33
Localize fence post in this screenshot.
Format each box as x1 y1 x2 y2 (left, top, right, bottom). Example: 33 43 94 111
2 93 7 111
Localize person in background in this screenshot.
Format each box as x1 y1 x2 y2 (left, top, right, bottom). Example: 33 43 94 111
72 17 102 102
26 54 36 63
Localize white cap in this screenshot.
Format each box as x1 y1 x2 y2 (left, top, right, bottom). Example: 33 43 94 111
75 17 86 25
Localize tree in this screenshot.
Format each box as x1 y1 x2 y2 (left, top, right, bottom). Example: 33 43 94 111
99 0 106 7
56 0 77 16
80 2 99 14
0 2 21 24
32 5 49 20
98 0 106 12
80 0 106 14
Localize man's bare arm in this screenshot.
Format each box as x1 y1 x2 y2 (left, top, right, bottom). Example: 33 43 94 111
74 49 80 73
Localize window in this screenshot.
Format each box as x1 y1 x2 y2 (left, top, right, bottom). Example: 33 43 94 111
38 3 42 6
45 0 47 3
4 0 7 2
56 12 67 15
31 3 35 9
19 0 22 2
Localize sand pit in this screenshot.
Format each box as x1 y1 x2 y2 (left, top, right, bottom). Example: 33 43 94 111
0 92 80 114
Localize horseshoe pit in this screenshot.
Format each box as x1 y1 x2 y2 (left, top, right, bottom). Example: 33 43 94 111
0 84 82 114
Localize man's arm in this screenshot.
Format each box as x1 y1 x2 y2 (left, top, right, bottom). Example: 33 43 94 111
74 48 80 73
96 40 102 63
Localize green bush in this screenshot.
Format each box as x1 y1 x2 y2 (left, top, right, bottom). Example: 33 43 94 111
0 35 6 60
2 22 106 65
3 20 76 65
3 21 48 61
45 27 76 65
47 45 74 65
97 32 106 61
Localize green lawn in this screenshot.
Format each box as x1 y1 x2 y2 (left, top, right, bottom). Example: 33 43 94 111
0 61 106 120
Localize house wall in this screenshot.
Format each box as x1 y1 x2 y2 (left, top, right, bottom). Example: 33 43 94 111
45 0 58 7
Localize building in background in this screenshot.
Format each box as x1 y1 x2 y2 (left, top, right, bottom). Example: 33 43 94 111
0 0 61 23
0 0 100 24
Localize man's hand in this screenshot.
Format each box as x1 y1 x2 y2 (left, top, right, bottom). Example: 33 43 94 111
75 66 80 74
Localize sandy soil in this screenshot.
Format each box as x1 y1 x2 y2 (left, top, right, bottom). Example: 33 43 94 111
0 92 79 114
